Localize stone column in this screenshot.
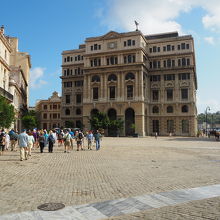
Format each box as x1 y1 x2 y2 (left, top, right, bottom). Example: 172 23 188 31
117 72 121 100
135 71 138 100
87 75 91 101
135 103 145 136
139 70 144 101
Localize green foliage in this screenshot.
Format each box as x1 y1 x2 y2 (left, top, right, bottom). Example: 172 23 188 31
197 112 220 124
90 112 110 130
21 115 37 130
0 96 15 129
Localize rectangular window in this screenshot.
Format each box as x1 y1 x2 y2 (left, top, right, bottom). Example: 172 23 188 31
124 41 126 47
75 81 83 87
157 47 160 52
172 60 175 67
178 45 180 50
53 105 57 109
163 60 167 68
179 73 190 80
43 105 47 110
109 86 116 99
167 45 171 51
43 113 47 119
53 113 57 119
164 74 175 81
167 89 173 101
182 120 189 133
127 39 132 46
181 89 188 100
152 90 159 101
150 62 152 69
181 43 186 50
187 58 190 66
150 48 152 53
153 46 157 52
158 61 161 68
64 58 66 62
91 46 93 51
65 95 70 104
167 59 171 67
178 59 181 66
182 58 186 66
172 45 175 51
93 87 99 100
76 94 82 104
153 61 157 68
167 120 174 133
150 75 161 81
163 46 166 51
127 85 133 99
132 40 135 45
186 44 190 49
94 44 98 50
98 45 101 50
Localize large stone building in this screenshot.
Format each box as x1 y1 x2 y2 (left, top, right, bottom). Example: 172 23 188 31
35 92 61 130
61 30 197 136
0 25 31 131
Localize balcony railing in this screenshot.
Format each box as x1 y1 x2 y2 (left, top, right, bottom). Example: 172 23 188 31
0 87 13 102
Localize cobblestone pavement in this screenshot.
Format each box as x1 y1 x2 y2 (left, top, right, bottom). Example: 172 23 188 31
0 136 220 218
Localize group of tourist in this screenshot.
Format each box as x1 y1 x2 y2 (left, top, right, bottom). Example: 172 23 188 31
0 128 102 161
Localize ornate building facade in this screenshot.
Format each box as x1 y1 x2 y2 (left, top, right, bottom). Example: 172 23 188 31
0 25 31 131
36 92 61 130
61 30 197 136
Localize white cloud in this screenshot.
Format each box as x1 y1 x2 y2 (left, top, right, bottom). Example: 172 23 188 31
30 67 47 89
204 36 215 45
101 0 220 34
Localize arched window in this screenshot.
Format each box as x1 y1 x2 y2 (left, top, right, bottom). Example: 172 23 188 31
125 72 135 80
76 108 81 115
65 108 70 115
108 74 117 81
182 105 188 113
152 106 159 114
167 106 173 113
91 75 100 82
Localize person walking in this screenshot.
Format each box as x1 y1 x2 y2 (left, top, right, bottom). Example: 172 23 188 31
94 130 102 151
0 131 6 156
27 131 35 156
86 130 94 150
5 132 10 151
9 130 18 151
48 130 55 153
18 129 29 161
63 130 71 153
75 130 84 151
38 131 46 153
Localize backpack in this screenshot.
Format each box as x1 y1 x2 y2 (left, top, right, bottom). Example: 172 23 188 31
48 135 55 143
78 132 83 139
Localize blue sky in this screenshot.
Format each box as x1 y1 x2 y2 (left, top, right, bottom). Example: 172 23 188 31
1 0 220 113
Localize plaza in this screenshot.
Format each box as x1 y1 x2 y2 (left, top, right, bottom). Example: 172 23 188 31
0 137 220 219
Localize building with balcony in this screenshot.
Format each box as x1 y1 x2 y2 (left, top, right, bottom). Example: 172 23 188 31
0 25 31 131
61 30 197 136
35 92 61 130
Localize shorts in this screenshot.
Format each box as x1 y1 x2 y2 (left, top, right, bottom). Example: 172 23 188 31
0 145 5 151
64 140 71 147
77 141 82 145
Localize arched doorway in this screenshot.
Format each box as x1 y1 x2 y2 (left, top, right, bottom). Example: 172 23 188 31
91 109 99 117
125 108 135 136
108 108 117 136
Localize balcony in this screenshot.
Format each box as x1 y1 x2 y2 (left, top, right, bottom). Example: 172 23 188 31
0 87 13 102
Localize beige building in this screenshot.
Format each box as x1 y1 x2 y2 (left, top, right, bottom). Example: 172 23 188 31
0 25 31 131
36 92 61 130
61 30 197 136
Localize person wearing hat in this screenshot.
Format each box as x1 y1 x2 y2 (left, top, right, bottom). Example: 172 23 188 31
18 129 29 161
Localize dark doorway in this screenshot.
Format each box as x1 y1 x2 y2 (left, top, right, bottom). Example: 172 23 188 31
108 108 117 136
125 108 135 136
152 120 159 134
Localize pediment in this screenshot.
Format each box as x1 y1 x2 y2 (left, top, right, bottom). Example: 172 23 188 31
151 83 159 88
101 31 121 40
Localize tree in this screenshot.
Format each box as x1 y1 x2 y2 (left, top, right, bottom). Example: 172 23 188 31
108 119 124 136
90 112 110 130
21 115 37 130
0 96 15 129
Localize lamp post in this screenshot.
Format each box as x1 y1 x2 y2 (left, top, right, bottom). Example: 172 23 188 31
205 106 210 136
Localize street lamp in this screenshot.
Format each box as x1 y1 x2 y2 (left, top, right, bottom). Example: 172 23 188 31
205 106 210 136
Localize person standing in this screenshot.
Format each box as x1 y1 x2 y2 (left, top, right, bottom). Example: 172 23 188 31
27 131 35 156
86 130 94 150
18 129 29 161
94 130 102 151
0 131 6 156
75 130 84 151
38 131 46 153
48 130 55 153
9 130 18 151
5 132 10 151
63 130 71 153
